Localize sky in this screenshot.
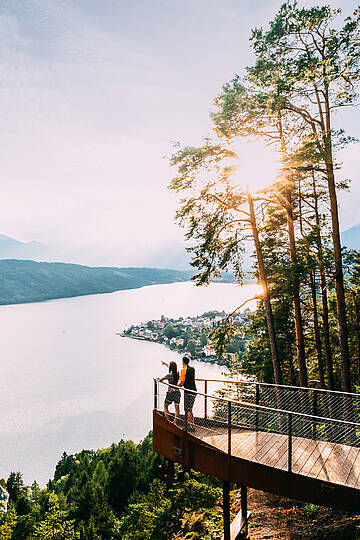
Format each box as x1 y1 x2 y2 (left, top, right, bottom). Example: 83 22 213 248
0 0 359 268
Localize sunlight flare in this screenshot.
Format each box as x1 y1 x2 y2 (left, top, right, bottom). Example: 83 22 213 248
230 139 281 193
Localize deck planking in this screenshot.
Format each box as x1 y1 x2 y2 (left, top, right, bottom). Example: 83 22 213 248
195 426 360 489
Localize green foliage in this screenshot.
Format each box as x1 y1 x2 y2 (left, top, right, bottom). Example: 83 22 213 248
169 0 360 390
163 323 178 339
187 338 197 356
0 433 221 539
6 472 24 506
92 460 107 485
200 332 208 347
209 324 240 359
34 492 79 539
118 479 172 539
106 441 139 515
302 503 319 518
0 508 17 540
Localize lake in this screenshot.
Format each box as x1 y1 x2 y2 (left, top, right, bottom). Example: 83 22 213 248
0 281 259 484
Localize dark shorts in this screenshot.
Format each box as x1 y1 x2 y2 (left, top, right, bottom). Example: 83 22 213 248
165 389 180 405
184 391 197 412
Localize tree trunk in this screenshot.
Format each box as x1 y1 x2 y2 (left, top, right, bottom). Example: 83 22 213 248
321 85 351 392
310 271 325 388
284 187 308 388
324 158 351 391
351 291 360 381
319 270 335 389
277 114 307 387
312 170 334 390
247 189 282 385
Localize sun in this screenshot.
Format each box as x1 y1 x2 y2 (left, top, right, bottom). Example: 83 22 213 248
229 139 281 193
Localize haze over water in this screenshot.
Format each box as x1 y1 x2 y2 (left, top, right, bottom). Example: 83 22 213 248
0 281 259 484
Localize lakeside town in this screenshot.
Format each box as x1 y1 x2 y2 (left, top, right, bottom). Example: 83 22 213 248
121 309 252 366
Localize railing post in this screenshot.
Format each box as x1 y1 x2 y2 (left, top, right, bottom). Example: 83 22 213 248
255 383 260 431
184 389 188 432
228 401 232 460
204 380 208 419
313 389 319 416
154 379 158 410
288 413 292 473
312 390 318 439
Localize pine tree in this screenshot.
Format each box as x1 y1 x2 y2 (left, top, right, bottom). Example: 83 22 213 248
34 492 79 539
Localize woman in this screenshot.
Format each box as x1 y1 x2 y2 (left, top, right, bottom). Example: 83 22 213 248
160 360 180 423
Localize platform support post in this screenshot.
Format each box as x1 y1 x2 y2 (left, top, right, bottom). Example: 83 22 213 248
154 379 158 410
165 460 174 484
241 485 248 537
223 480 231 540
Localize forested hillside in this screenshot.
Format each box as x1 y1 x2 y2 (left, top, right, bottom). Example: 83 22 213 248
0 260 196 305
0 433 223 539
2 434 359 539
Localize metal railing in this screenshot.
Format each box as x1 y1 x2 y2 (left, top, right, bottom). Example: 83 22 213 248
154 378 360 489
197 378 360 426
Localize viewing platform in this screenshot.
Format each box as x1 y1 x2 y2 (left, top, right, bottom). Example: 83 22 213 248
153 378 360 538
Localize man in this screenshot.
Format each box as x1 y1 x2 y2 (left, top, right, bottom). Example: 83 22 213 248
178 355 197 431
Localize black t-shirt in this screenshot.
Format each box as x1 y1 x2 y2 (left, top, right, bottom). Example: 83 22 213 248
184 366 197 391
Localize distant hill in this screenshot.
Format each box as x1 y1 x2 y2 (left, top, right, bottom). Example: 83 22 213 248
0 260 234 306
0 234 48 259
0 260 191 305
341 224 360 251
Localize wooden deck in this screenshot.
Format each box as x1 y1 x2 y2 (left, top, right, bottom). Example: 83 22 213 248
153 411 360 511
196 426 360 489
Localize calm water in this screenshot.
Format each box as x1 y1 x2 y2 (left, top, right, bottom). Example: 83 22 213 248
0 281 259 484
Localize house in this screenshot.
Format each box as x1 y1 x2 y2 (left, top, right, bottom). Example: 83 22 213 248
170 338 184 346
203 344 216 357
0 485 9 512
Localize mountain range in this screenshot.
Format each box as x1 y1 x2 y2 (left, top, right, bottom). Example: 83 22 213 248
0 259 235 306
0 234 48 259
0 234 193 269
1 226 358 270
341 224 360 251
0 260 195 305
0 225 357 306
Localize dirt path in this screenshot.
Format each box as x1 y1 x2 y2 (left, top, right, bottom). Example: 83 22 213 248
231 489 360 539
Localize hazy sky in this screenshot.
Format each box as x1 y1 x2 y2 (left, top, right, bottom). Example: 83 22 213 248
1 0 359 267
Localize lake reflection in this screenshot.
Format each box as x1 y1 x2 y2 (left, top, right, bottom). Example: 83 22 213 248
0 282 259 484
